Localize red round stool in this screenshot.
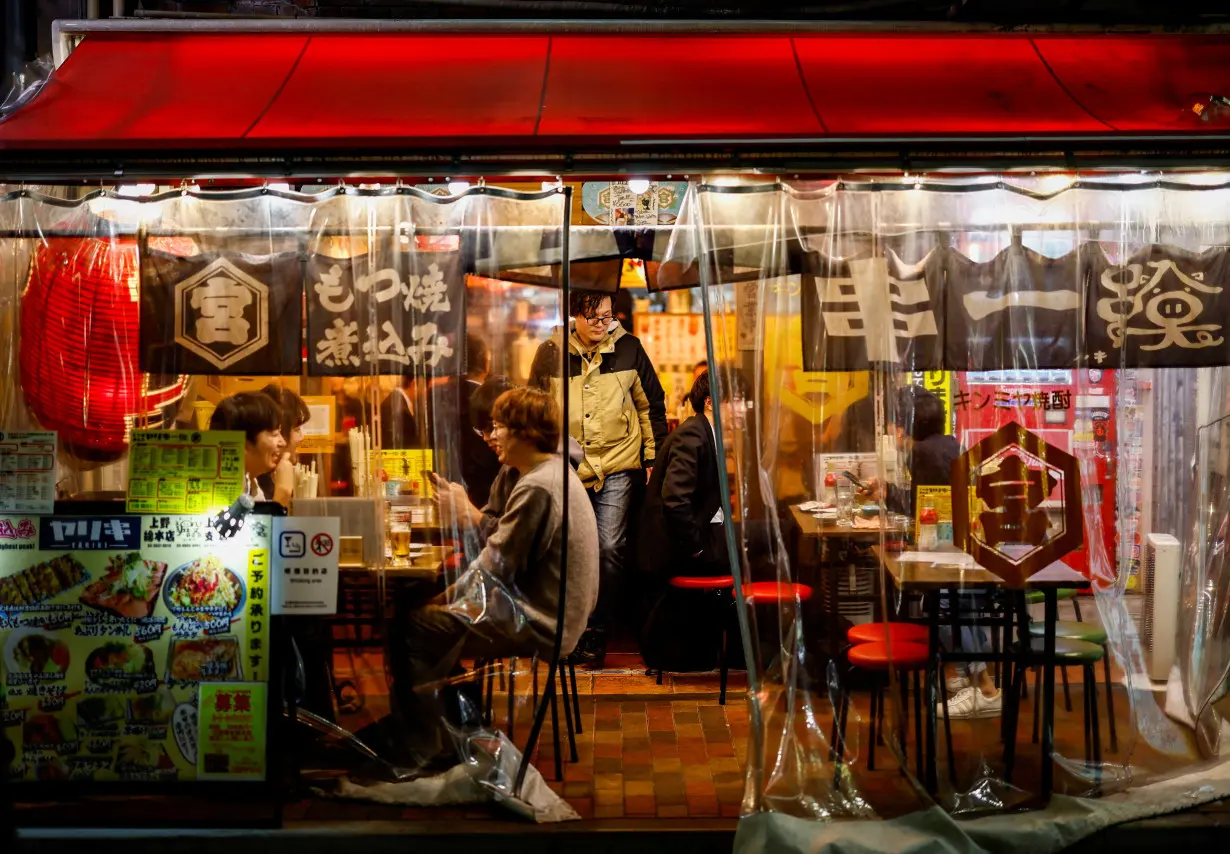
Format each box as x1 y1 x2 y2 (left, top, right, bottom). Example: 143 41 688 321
847 622 928 646
657 575 736 703
836 641 930 778
742 581 813 604
670 575 735 590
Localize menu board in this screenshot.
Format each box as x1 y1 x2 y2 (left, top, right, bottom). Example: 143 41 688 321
371 449 435 497
0 513 271 783
916 485 954 547
0 431 57 515
127 431 245 515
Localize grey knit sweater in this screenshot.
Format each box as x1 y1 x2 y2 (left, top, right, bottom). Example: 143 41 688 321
475 457 598 656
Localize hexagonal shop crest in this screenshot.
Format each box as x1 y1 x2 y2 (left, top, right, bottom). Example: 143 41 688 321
174 258 269 370
951 421 1082 588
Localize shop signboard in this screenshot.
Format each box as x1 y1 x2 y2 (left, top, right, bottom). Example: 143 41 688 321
126 430 245 515
139 250 303 376
0 513 271 783
0 431 57 515
306 251 464 377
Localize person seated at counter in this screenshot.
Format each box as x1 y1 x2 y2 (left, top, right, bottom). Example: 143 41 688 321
257 384 310 501
390 387 599 769
637 369 741 670
379 374 418 450
639 370 736 582
431 374 519 543
861 386 1000 719
209 391 294 507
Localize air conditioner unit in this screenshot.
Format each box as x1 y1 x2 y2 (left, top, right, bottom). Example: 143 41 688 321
1142 533 1181 682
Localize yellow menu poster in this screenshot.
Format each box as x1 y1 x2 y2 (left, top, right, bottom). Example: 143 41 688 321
915 485 954 547
0 513 271 783
370 449 435 497
127 430 245 515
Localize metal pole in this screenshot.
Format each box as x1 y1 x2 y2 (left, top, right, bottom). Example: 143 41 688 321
514 184 572 797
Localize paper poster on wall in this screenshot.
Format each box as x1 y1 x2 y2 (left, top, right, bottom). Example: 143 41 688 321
295 396 335 455
271 517 339 615
0 513 271 783
371 449 435 498
126 430 245 515
197 682 267 781
0 431 57 515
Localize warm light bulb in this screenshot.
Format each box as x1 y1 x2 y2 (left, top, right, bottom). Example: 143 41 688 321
117 184 156 196
627 179 651 195
448 180 471 195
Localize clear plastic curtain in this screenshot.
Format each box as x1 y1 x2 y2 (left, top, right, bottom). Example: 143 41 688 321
0 185 579 816
670 175 1230 820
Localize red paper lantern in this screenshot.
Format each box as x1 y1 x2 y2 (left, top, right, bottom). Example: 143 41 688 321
20 237 187 463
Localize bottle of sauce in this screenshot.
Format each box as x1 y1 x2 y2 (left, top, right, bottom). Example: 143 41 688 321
918 496 939 551
824 472 837 506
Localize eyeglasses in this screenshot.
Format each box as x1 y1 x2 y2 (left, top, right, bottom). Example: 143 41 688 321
581 313 614 326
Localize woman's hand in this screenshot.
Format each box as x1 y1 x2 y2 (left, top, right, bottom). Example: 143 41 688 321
859 477 883 500
271 452 295 508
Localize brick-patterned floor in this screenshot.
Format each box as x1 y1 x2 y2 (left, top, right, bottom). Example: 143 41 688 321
543 698 749 820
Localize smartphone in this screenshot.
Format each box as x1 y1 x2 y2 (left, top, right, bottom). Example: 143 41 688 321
842 470 868 491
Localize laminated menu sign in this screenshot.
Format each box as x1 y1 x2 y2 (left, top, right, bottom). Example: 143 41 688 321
0 431 57 515
127 430 245 515
197 682 266 781
0 513 271 783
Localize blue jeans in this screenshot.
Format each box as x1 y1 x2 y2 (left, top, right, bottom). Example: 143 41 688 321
939 591 991 677
587 470 635 629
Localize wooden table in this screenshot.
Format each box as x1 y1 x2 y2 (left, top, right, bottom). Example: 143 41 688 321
873 546 1088 797
789 504 908 539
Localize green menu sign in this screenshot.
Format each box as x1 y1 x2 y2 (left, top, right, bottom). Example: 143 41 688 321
126 431 245 515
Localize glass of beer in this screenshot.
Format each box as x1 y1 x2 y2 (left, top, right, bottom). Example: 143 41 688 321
390 527 412 560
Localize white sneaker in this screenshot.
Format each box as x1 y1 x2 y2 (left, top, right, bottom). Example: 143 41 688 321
940 687 1002 720
946 675 971 694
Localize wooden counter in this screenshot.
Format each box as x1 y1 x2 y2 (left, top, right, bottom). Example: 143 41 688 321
873 546 1088 592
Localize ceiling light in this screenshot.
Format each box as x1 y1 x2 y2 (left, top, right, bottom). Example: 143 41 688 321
627 179 651 195
117 184 156 196
448 180 471 195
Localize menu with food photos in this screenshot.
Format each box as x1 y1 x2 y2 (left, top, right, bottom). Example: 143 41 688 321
0 513 271 783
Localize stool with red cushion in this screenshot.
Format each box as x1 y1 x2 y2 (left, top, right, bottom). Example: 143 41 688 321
847 622 929 646
654 575 736 703
833 640 930 780
742 581 813 605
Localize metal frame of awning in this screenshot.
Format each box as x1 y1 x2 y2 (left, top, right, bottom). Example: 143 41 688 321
4 19 1230 182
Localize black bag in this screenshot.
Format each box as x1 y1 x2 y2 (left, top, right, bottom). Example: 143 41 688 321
639 586 727 674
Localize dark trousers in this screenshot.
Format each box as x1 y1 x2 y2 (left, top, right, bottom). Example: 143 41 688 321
388 605 529 762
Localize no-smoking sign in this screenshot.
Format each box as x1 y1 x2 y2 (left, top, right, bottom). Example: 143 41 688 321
272 517 340 615
311 532 334 556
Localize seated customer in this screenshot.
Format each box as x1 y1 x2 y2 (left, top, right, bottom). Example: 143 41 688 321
431 374 520 544
639 370 732 581
863 386 999 719
391 388 599 766
209 392 293 507
257 384 311 502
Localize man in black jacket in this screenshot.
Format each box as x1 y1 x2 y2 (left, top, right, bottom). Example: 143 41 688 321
639 370 730 581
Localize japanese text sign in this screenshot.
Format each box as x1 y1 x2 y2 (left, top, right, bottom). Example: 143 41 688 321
306 251 464 377
126 431 245 515
0 431 57 515
271 517 339 615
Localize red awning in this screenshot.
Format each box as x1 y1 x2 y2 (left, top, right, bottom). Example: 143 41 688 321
3 28 1230 155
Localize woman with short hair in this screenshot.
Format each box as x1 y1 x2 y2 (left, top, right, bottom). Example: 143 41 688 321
209 391 293 507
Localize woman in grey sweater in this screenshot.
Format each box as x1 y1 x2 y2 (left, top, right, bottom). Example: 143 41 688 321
390 388 598 768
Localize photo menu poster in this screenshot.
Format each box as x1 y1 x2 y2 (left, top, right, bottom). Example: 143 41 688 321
0 513 271 783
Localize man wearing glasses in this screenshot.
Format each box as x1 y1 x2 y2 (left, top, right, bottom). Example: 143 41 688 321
543 289 667 666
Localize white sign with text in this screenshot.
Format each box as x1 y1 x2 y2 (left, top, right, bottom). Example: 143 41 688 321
271 516 340 615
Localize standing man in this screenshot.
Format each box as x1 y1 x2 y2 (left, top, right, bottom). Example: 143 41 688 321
547 289 667 666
